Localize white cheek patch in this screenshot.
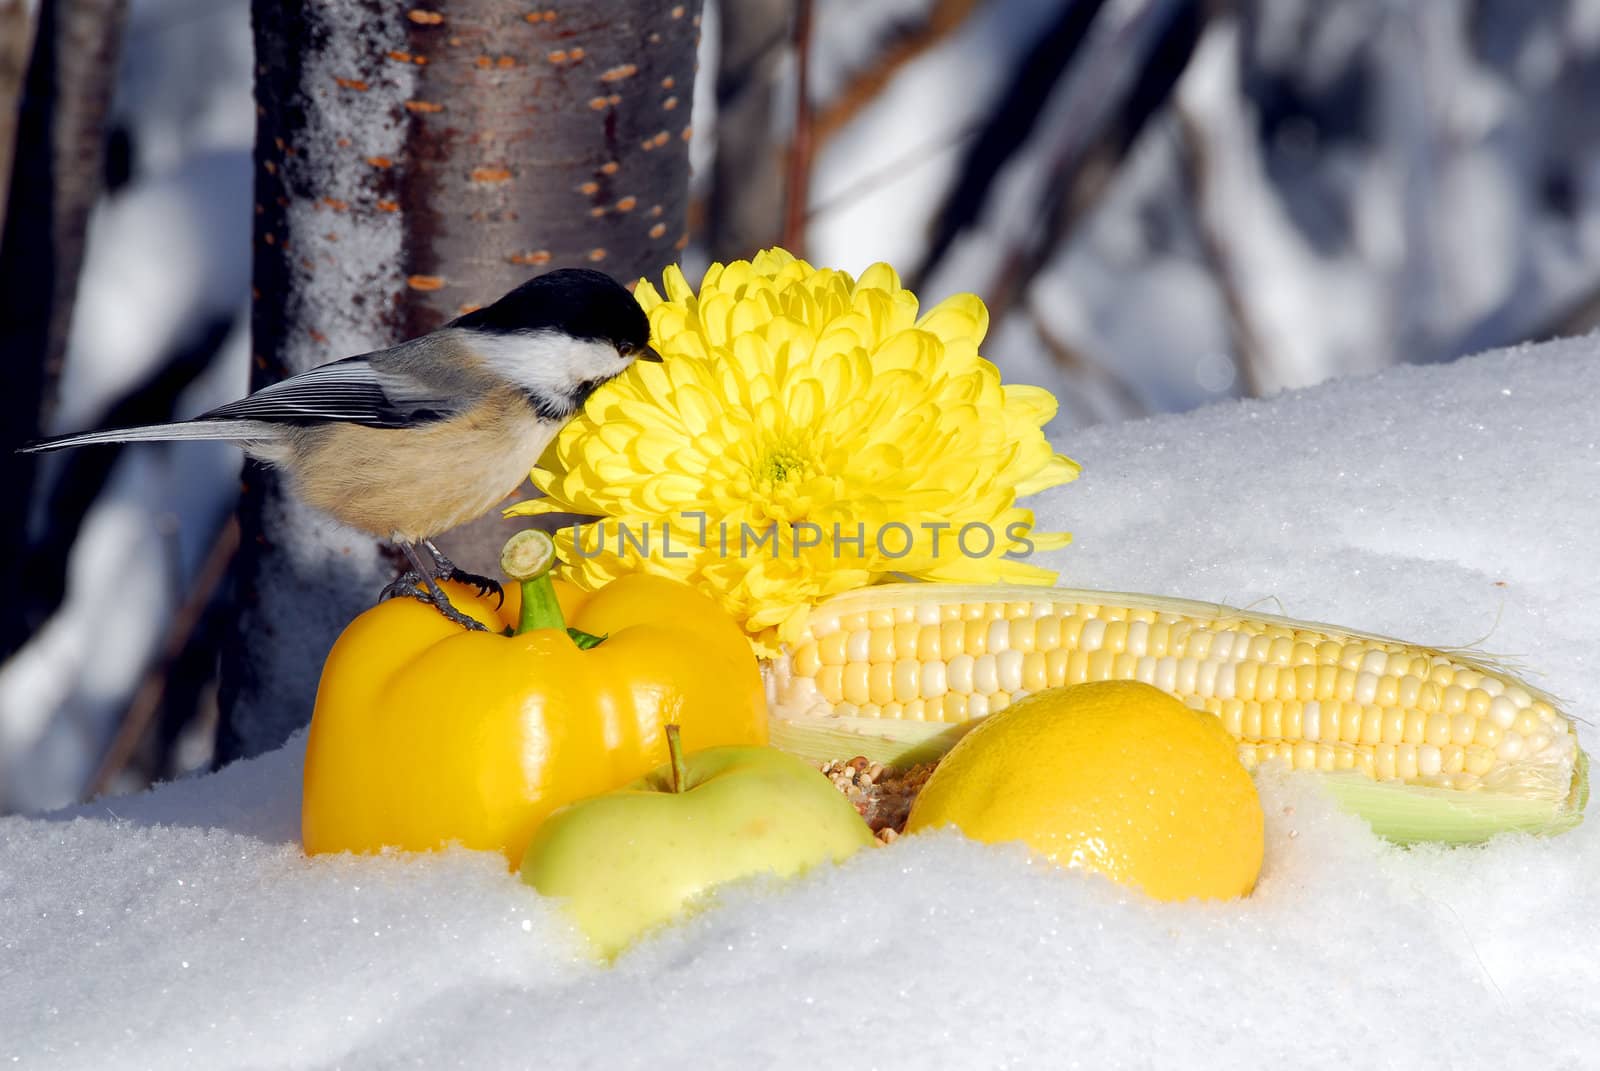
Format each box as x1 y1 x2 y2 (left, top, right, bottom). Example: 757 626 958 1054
465 329 627 400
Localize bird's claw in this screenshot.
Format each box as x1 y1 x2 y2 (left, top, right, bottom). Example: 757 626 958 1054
424 588 491 632
379 570 425 602
443 567 504 608
417 538 504 608
379 567 490 633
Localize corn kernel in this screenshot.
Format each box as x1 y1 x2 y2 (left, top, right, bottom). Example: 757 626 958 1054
1022 651 1048 692
1235 661 1260 698
1009 617 1037 654
1262 701 1283 740
973 654 999 695
816 665 844 703
1067 649 1090 686
1424 713 1452 747
1283 701 1303 740
946 654 974 694
1036 615 1063 653
893 659 919 703
996 649 1024 693
818 631 848 666
963 619 989 656
869 663 894 705
842 663 869 705
1045 648 1070 688
941 693 968 723
1146 621 1170 657
940 619 965 657
894 621 920 657
793 642 821 677
986 618 1010 655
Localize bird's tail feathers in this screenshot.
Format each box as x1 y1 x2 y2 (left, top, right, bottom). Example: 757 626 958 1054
21 419 286 453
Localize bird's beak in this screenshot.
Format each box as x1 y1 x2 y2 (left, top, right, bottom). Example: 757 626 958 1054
636 343 664 363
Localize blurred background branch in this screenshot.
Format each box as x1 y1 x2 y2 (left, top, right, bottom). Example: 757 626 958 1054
0 0 39 235
782 0 815 252
0 0 128 663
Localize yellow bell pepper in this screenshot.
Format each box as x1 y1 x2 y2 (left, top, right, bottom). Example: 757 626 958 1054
301 531 768 866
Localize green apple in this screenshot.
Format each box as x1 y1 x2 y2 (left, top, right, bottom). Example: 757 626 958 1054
520 726 876 958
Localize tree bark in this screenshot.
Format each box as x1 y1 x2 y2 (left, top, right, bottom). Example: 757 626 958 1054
220 0 702 762
0 0 127 659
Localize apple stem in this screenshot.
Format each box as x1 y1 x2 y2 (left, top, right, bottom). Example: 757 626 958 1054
665 724 688 794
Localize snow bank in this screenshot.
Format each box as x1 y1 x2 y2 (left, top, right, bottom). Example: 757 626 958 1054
4 337 1598 1068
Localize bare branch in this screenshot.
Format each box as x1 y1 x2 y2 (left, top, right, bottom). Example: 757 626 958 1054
1029 307 1152 420
781 0 814 254
975 0 1205 328
811 0 981 146
707 0 793 260
1175 108 1266 398
87 516 240 799
0 0 39 236
0 0 129 660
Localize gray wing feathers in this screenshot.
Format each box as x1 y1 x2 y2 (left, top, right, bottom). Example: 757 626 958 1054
200 354 460 428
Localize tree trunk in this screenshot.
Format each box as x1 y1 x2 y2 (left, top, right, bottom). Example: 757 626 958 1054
0 0 127 659
220 0 703 762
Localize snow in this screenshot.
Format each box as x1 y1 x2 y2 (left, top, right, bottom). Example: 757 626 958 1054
3 335 1597 1067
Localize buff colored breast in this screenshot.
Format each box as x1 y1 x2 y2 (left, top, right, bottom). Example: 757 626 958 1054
286 391 555 542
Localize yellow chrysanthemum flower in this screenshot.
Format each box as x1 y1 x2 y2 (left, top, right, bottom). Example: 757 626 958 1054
508 248 1080 651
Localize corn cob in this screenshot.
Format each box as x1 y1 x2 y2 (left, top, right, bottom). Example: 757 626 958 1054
765 584 1589 843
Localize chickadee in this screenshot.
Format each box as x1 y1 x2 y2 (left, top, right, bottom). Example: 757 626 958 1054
25 267 660 631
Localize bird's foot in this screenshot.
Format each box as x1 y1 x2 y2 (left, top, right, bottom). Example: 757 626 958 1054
381 564 490 633
422 584 492 632
421 539 503 607
442 567 504 606
379 570 425 602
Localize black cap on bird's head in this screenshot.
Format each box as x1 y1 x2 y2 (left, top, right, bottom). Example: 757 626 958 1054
450 268 660 363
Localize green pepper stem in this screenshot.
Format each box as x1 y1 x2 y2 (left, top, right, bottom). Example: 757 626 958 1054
501 530 566 636
516 574 566 635
665 724 688 794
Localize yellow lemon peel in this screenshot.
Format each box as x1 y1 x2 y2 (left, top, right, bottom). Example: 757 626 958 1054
905 681 1265 901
